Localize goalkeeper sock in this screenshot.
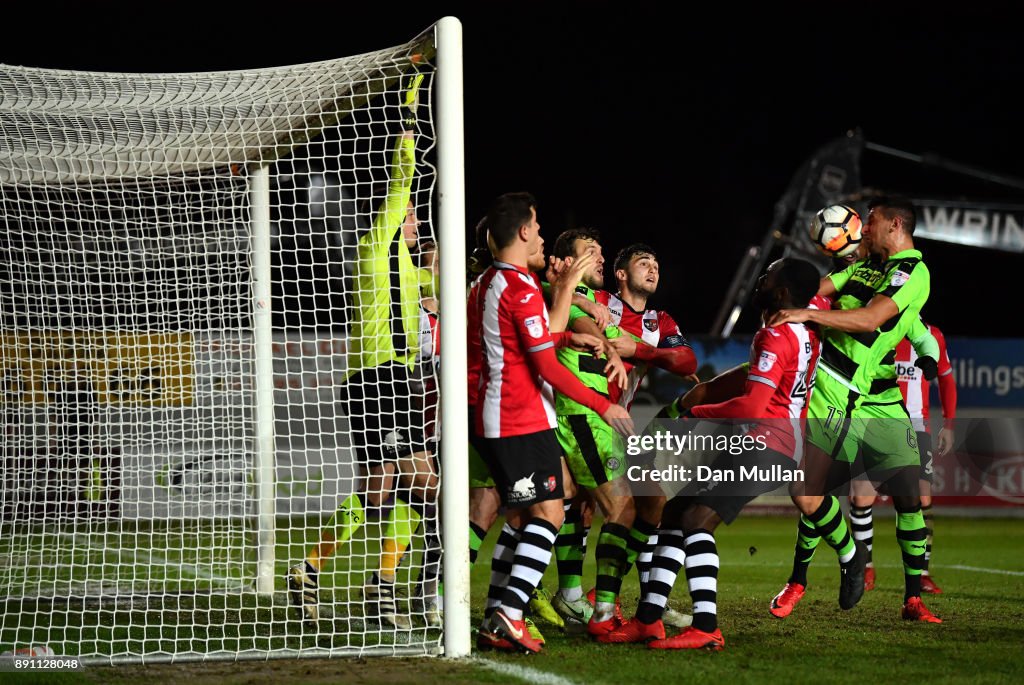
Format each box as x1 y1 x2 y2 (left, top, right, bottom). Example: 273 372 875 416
807 496 856 565
555 502 585 597
788 515 821 586
922 504 933 574
896 504 927 600
308 492 365 571
684 529 719 633
499 518 558 621
594 523 630 618
486 523 520 615
636 528 684 624
850 505 874 569
379 496 422 583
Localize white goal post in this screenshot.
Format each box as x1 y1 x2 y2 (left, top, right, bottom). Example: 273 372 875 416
0 17 467 663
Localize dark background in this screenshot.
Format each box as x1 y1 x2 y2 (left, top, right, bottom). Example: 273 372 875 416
4 1 1023 336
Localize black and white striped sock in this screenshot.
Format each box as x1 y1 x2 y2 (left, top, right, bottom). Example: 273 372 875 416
485 522 520 615
850 505 874 566
635 528 684 624
684 529 719 634
499 518 559 621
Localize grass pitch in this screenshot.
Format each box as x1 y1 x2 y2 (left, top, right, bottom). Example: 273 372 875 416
3 515 1022 684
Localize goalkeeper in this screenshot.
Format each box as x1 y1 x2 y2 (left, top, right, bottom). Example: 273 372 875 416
290 69 434 630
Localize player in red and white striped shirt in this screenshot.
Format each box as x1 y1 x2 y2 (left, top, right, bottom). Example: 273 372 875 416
851 320 957 593
607 258 823 650
472 192 633 654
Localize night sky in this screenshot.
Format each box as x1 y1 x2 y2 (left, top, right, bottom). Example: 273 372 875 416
4 1 1023 336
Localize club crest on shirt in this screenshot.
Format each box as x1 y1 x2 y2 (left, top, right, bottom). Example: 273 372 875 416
890 270 911 287
524 315 544 338
644 318 658 332
758 350 777 372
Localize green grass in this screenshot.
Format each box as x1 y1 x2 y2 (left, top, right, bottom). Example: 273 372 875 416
2 515 1023 684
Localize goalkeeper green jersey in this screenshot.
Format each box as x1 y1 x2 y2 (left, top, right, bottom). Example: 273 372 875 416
820 248 930 398
555 284 613 415
345 135 421 378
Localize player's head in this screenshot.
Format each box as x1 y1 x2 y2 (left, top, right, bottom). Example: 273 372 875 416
864 195 917 255
830 242 865 273
402 201 420 250
754 258 820 314
467 215 492 280
485 192 542 266
553 227 605 288
614 243 659 297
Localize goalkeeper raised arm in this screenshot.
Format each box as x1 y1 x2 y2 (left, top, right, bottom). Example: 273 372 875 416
289 69 436 631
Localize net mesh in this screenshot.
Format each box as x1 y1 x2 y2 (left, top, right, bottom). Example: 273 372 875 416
1 27 442 662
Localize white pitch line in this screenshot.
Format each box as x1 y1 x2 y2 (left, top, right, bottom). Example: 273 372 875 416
473 657 584 685
941 564 1024 577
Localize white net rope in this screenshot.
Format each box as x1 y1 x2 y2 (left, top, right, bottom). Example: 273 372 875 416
1 29 441 662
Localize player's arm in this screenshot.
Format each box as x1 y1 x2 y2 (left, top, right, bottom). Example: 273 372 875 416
932 325 958 455
773 293 897 333
659 364 748 419
688 333 782 419
819 259 858 298
907 317 940 380
608 335 697 378
570 315 627 390
367 72 421 247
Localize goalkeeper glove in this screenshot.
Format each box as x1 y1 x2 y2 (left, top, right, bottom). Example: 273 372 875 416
401 72 424 129
915 355 938 382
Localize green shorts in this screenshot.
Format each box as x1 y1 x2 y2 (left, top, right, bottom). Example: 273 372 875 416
555 412 626 490
807 368 920 473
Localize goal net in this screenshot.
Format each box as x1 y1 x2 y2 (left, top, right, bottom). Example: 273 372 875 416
0 22 457 664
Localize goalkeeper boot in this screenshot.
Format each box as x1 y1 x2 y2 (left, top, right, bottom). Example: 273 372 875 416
839 540 868 610
411 593 443 627
920 574 943 595
902 596 942 623
662 607 693 628
597 617 666 644
552 592 593 633
287 562 319 624
364 582 412 630
648 626 725 651
864 566 876 591
769 582 806 619
529 585 564 628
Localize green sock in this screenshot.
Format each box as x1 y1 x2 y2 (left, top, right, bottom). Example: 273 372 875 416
555 507 585 592
807 496 855 563
896 506 927 600
594 523 629 608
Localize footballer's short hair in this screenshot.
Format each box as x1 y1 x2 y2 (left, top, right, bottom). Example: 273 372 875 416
552 227 602 260
869 195 918 236
771 258 821 308
614 243 657 273
485 192 537 250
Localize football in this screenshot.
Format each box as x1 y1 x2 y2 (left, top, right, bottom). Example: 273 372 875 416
809 204 863 258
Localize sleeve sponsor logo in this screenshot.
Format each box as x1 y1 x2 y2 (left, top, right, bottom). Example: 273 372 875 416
524 315 544 338
890 270 911 287
758 350 778 372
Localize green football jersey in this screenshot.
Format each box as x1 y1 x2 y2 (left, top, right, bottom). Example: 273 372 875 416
820 248 931 398
556 284 615 415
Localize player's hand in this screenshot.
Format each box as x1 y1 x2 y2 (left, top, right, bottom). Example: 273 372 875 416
573 296 611 329
937 426 955 456
682 373 701 384
601 404 635 437
545 255 566 285
915 355 938 382
567 332 605 356
401 72 424 128
602 349 628 391
606 335 637 359
767 308 810 327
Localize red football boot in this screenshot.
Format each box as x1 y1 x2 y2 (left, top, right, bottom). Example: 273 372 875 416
648 626 725 651
489 609 544 653
864 566 876 591
586 587 624 622
902 596 942 623
920 575 943 594
597 618 666 644
769 582 806 619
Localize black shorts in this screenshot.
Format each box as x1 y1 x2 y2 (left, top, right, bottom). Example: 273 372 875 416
678 448 797 525
482 429 565 508
343 362 425 467
917 430 934 483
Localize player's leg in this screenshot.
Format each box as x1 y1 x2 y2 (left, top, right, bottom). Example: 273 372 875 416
864 408 940 623
915 431 942 594
481 430 566 653
849 477 877 590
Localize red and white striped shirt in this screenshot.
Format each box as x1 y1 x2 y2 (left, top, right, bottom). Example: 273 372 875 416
474 262 557 438
598 291 688 409
692 322 820 461
895 324 955 432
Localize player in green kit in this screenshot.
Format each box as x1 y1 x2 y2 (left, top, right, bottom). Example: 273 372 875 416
768 196 942 623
